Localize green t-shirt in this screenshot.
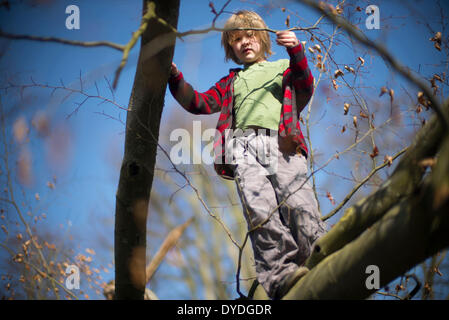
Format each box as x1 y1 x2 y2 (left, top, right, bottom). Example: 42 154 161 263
233 59 289 130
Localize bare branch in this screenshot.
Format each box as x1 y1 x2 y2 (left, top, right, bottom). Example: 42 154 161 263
0 7 318 92
2 80 129 117
0 28 125 51
145 217 194 283
298 0 449 131
323 147 408 221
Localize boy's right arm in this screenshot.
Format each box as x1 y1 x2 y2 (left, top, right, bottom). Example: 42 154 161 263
168 62 224 115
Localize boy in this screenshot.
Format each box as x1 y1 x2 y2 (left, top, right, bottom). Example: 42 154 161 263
168 10 327 299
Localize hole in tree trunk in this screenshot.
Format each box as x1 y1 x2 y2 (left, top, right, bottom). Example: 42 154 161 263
128 162 140 176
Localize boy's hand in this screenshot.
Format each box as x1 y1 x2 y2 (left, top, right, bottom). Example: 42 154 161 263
170 62 180 77
276 31 299 48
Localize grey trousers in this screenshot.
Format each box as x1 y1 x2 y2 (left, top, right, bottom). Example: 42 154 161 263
230 132 327 298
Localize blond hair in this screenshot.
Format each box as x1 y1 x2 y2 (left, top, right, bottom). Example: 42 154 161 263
221 10 272 64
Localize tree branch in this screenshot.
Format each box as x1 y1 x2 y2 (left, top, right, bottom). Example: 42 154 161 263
0 28 125 51
145 217 193 283
284 148 449 299
323 147 407 221
305 100 449 270
298 0 449 131
0 17 317 91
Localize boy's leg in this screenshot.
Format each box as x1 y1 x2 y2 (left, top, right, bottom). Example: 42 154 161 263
268 136 327 266
233 135 300 299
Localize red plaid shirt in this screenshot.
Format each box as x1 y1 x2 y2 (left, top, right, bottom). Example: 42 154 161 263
168 43 314 180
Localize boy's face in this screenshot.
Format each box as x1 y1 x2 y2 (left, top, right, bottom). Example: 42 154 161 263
230 31 265 65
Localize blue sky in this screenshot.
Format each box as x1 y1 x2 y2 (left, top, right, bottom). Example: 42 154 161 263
0 0 448 299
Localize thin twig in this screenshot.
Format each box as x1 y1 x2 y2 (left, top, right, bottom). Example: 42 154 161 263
323 147 407 221
305 23 339 213
0 28 125 51
0 243 78 299
2 80 129 117
298 0 449 131
133 100 240 248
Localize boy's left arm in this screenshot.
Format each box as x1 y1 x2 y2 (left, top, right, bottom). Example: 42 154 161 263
277 31 314 113
286 43 314 113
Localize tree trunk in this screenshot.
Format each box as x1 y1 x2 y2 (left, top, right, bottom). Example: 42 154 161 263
284 159 449 299
305 100 449 270
285 105 449 300
114 0 179 300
